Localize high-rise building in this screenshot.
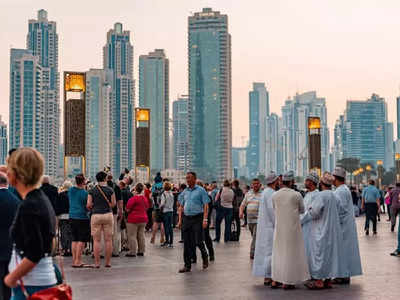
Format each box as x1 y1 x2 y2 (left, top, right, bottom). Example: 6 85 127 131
397 96 400 140
173 96 189 172
232 147 248 179
247 82 269 178
188 8 232 181
265 113 283 175
334 94 392 168
139 49 169 172
281 91 329 178
27 9 60 178
103 23 135 177
9 49 44 154
85 69 113 180
0 116 7 165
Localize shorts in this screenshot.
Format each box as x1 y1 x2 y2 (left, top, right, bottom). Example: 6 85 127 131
70 219 91 242
91 212 114 241
152 209 163 223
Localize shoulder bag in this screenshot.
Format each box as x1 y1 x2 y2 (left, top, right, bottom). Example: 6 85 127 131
96 185 112 209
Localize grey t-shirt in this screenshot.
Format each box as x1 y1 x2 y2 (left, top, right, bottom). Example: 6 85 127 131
89 185 114 214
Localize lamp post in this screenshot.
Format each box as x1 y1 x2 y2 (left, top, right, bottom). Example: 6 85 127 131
366 165 372 182
308 117 321 176
377 160 383 189
396 153 400 182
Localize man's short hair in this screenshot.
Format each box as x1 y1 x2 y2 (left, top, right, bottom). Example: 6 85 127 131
96 171 108 182
334 175 345 182
42 175 50 184
369 179 375 186
252 178 260 182
8 148 17 157
187 171 197 178
75 173 85 185
0 172 8 185
232 179 239 187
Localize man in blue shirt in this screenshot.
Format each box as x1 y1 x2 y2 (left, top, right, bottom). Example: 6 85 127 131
178 172 210 273
361 179 381 235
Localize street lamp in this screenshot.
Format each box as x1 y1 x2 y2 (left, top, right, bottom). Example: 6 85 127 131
396 153 400 182
308 117 321 176
377 160 383 189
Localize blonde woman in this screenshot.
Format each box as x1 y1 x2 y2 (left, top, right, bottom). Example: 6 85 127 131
4 148 58 299
160 182 174 248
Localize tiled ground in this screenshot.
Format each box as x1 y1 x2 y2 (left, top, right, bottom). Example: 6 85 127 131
66 216 400 300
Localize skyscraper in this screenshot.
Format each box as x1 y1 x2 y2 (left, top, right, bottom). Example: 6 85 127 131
397 96 400 140
188 8 232 181
103 23 135 177
265 113 283 175
173 96 189 172
9 49 44 154
247 82 269 178
85 69 113 180
0 116 7 165
336 94 391 167
27 9 60 178
281 91 329 178
139 49 169 172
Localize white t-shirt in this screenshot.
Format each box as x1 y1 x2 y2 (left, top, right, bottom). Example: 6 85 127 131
160 191 174 213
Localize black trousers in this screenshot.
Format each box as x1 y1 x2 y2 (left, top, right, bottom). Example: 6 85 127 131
0 260 11 300
233 209 241 239
365 203 378 232
183 214 208 269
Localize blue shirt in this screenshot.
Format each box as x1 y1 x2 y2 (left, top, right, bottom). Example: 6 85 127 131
179 185 210 216
68 187 89 219
362 185 380 204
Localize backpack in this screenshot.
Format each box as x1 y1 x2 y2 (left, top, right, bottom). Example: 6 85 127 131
152 186 164 209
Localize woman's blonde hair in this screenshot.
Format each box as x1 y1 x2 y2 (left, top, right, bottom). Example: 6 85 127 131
7 147 44 187
163 181 171 191
61 180 72 192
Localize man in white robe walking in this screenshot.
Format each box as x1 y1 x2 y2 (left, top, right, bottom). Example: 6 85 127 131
302 172 343 289
270 171 310 289
252 172 279 286
333 167 362 284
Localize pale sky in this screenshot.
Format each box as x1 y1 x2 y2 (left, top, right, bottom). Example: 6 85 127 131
2 0 400 147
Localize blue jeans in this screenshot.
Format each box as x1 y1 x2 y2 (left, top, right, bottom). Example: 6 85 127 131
215 207 233 242
12 284 54 300
162 212 173 245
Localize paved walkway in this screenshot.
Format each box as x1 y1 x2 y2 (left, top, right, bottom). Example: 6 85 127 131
66 216 399 299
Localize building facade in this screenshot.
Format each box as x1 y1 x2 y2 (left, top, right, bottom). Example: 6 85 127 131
103 23 135 177
281 91 329 178
139 49 169 172
334 94 392 168
85 69 113 180
188 8 232 181
9 49 44 154
0 116 7 165
173 96 189 173
27 9 60 178
247 82 269 178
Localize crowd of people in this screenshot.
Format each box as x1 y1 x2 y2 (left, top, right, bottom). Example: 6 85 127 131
1 147 400 299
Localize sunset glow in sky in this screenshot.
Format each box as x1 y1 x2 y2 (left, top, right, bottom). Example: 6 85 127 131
2 0 400 146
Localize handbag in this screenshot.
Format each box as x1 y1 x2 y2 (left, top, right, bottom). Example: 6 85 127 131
19 256 72 300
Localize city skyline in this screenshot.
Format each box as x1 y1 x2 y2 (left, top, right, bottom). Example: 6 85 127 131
2 1 400 146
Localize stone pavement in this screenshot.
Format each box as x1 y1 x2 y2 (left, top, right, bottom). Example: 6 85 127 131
66 217 399 300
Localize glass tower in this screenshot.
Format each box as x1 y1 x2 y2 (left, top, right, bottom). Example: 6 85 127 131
0 116 7 165
173 96 189 172
85 69 113 180
188 8 232 181
139 49 169 172
103 23 135 177
27 9 60 178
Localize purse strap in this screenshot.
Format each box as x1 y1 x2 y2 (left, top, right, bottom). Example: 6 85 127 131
96 185 112 208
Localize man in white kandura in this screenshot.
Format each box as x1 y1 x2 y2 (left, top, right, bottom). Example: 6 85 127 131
302 172 343 289
270 171 310 289
333 167 362 285
252 172 280 286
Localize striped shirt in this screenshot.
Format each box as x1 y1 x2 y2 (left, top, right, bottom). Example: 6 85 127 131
241 190 262 224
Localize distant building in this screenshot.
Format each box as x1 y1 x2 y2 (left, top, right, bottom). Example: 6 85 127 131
139 49 169 172
173 96 189 173
85 69 113 180
188 8 232 181
281 91 329 178
247 83 269 178
232 147 248 179
265 113 283 175
0 116 7 165
397 96 400 140
9 49 44 154
103 22 135 177
161 169 186 184
27 9 60 178
334 94 393 168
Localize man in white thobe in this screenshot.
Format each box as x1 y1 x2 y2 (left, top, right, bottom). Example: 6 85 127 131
252 172 280 286
333 167 362 284
271 171 309 289
302 172 343 289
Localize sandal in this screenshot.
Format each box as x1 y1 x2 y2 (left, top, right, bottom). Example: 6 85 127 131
332 278 350 285
324 279 333 289
304 280 324 290
283 284 296 290
270 281 282 289
264 278 272 286
105 265 112 268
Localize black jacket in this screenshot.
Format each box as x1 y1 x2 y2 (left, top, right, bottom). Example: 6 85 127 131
0 188 20 261
55 190 69 216
11 189 56 263
40 183 58 211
